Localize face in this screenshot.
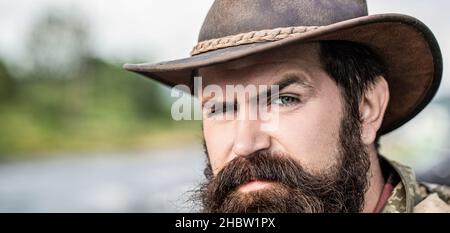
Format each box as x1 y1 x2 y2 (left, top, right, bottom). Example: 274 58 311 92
201 43 343 174
195 43 370 213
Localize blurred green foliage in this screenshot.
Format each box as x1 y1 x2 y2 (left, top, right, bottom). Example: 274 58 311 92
0 56 200 156
0 10 200 157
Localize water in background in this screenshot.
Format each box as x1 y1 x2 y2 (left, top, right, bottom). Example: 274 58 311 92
0 142 449 213
0 146 206 212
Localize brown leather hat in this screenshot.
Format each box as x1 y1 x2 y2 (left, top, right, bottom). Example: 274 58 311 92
123 0 442 135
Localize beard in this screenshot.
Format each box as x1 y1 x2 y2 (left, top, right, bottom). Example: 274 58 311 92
193 105 371 213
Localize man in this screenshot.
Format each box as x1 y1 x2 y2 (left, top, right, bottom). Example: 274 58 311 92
124 0 450 212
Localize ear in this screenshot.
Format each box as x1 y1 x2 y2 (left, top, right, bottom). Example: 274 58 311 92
359 76 390 145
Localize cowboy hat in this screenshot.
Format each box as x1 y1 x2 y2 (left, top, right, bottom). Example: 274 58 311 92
123 0 442 135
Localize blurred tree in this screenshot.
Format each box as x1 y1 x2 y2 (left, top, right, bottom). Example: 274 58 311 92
22 9 93 124
0 7 184 155
24 7 168 121
26 9 91 79
128 78 169 119
83 57 169 120
0 60 15 101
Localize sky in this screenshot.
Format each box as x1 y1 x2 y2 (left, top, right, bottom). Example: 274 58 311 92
0 0 449 96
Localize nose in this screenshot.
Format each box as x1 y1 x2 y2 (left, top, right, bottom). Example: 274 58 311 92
231 117 271 158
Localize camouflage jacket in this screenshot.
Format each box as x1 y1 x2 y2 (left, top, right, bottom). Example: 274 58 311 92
381 157 450 213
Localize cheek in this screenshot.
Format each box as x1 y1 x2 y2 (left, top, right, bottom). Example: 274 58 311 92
273 94 343 172
202 121 234 175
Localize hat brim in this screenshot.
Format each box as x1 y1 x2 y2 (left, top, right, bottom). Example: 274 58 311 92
123 13 442 135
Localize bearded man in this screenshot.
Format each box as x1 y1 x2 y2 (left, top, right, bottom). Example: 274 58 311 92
124 0 450 213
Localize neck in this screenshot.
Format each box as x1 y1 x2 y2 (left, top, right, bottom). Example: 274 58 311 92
361 145 385 213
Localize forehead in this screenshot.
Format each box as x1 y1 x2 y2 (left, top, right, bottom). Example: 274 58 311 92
199 42 323 87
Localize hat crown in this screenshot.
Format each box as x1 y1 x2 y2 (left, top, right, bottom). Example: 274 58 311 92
199 0 368 41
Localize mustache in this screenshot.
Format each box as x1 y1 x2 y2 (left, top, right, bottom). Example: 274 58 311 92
206 150 338 205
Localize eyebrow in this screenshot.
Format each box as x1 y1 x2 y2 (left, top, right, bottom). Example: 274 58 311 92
201 73 314 107
275 73 313 90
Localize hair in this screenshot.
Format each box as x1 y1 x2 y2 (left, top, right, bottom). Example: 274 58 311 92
319 41 387 150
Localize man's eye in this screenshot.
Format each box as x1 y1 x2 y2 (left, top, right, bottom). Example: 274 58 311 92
271 95 300 106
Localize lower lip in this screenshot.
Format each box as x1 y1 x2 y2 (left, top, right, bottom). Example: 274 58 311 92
238 180 273 193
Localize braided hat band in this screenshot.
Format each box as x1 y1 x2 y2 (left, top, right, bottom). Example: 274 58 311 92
191 26 323 56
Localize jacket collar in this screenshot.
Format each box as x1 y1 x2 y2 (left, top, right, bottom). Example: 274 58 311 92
380 156 420 213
